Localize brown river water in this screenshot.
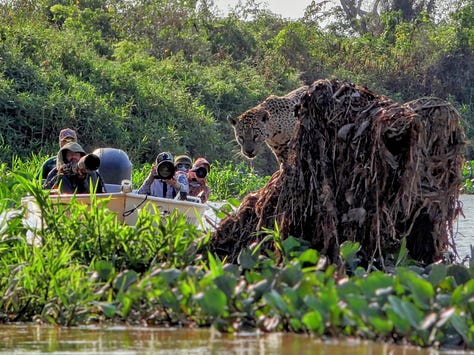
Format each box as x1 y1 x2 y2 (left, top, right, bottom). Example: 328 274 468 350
0 196 473 354
0 324 463 354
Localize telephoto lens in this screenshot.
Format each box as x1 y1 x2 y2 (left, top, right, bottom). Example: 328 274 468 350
77 154 100 173
193 166 208 179
155 161 175 180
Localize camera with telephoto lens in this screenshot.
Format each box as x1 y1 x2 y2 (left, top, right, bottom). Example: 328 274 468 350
154 160 176 180
77 154 101 173
191 166 208 179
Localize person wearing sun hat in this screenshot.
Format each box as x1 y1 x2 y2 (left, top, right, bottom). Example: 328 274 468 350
43 141 105 194
37 128 78 183
187 157 211 203
137 152 188 199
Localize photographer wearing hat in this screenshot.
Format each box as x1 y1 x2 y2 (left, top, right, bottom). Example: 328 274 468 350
43 142 105 194
37 128 78 182
137 152 189 200
188 157 211 203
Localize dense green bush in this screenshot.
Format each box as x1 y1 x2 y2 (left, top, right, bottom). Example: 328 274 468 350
0 0 472 174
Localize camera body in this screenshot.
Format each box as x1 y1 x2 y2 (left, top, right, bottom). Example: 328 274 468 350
191 166 207 179
154 160 176 180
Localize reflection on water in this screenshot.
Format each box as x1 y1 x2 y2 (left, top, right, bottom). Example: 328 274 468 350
455 195 474 261
0 324 443 354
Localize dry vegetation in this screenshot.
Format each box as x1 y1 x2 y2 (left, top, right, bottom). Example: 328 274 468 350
211 79 465 268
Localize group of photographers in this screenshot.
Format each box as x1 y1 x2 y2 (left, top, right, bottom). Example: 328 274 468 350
137 152 211 203
40 128 211 203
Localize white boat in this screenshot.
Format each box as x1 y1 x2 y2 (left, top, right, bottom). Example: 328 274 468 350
23 147 209 230
21 190 208 229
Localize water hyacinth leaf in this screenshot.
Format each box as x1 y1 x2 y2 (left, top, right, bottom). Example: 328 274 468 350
397 268 434 308
238 247 257 270
386 307 410 334
113 270 138 292
248 279 271 299
427 263 447 286
436 307 455 328
282 288 300 317
451 279 474 306
282 236 304 257
388 295 424 329
359 271 394 297
438 276 457 292
447 265 471 286
214 275 237 299
94 260 115 281
160 289 180 310
290 318 302 331
98 302 116 318
302 310 324 334
265 290 288 313
222 263 240 277
199 288 227 317
158 268 182 286
337 279 362 297
368 315 393 334
450 314 472 346
304 294 322 313
345 294 368 314
339 241 360 263
298 249 319 266
279 264 303 287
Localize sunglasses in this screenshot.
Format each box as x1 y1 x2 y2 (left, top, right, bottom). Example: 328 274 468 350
176 163 191 170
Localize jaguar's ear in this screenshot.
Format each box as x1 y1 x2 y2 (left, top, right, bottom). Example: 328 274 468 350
261 110 270 122
227 115 237 126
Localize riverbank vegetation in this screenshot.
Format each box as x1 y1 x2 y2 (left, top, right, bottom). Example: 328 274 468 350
1 157 473 350
0 0 473 175
1 0 473 350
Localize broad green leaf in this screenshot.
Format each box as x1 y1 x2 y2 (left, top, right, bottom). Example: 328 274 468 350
264 290 288 313
302 310 324 334
214 275 237 299
359 271 394 297
279 264 303 287
238 248 257 270
368 315 393 333
98 302 116 318
199 288 227 317
298 249 319 265
113 270 138 292
397 268 434 308
427 263 447 286
388 295 424 329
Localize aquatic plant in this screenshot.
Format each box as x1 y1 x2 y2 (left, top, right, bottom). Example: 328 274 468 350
0 159 472 350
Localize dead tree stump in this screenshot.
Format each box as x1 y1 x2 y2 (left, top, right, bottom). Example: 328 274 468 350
211 79 465 267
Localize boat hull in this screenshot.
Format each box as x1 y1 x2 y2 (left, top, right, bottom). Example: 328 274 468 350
22 192 208 228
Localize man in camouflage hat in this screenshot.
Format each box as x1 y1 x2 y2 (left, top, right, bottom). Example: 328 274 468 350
37 128 78 182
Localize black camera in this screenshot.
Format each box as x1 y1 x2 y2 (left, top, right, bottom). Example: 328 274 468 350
191 166 208 179
77 154 101 173
154 160 176 180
